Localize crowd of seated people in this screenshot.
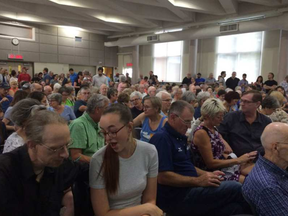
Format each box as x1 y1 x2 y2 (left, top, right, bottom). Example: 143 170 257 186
0 67 287 216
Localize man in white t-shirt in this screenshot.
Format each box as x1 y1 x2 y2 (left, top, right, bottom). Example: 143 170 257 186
92 67 108 88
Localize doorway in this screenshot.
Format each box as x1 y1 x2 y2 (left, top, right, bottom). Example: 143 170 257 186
0 61 34 77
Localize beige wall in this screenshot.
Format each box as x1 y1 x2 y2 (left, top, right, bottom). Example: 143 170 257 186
34 62 69 74
0 24 118 75
196 38 216 79
261 30 280 81
139 45 153 77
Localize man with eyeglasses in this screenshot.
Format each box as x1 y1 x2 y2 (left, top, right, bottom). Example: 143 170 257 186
149 101 251 216
0 110 88 216
156 91 172 117
242 122 288 216
69 94 109 163
74 86 90 118
218 90 271 157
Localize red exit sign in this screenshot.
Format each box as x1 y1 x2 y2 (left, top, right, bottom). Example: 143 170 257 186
8 54 23 60
126 63 133 67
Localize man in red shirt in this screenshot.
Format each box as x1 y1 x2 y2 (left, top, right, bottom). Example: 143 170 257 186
18 67 31 83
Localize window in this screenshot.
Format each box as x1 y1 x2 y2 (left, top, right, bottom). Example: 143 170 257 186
216 32 263 83
153 41 183 82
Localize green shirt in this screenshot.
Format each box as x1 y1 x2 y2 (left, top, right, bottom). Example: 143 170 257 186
63 99 74 107
69 112 104 157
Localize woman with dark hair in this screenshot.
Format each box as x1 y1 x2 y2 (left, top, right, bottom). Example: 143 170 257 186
89 104 162 216
74 71 83 95
9 70 18 83
223 91 240 113
3 90 28 133
133 96 167 142
28 91 48 106
58 86 74 107
117 92 130 107
253 76 263 90
50 74 59 86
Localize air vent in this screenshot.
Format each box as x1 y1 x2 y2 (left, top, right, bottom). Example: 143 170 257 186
220 24 239 34
147 35 159 42
75 36 82 42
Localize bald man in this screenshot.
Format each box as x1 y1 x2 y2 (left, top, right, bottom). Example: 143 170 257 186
242 122 288 216
43 85 52 96
189 84 196 94
30 83 42 92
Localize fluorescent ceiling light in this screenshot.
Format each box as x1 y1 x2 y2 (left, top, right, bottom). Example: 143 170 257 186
218 15 266 25
0 12 46 22
94 15 132 25
155 28 183 34
49 0 85 7
57 25 85 36
168 0 198 9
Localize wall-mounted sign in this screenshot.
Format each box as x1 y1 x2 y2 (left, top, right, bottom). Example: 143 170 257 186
8 54 23 60
126 63 133 67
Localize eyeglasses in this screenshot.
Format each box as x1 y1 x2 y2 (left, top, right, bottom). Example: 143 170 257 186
143 106 152 110
162 99 172 102
174 113 191 125
240 99 255 104
40 140 72 153
100 123 127 138
276 142 288 145
130 98 140 103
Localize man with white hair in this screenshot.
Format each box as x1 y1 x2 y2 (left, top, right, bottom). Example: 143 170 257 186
99 84 108 96
147 86 156 97
30 83 42 92
242 122 288 216
138 84 146 97
156 91 172 117
189 84 197 94
194 92 210 119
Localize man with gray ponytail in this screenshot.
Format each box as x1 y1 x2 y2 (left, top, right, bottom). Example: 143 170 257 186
69 94 109 163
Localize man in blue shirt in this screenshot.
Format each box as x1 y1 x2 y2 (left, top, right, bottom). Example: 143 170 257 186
242 122 288 216
195 72 205 86
69 68 77 85
150 100 251 216
0 83 12 113
43 71 53 85
238 73 249 92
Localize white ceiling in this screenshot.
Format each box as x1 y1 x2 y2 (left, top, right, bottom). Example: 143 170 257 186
0 0 288 38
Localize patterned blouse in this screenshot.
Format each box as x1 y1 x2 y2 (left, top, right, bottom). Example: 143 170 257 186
3 132 25 153
191 125 240 181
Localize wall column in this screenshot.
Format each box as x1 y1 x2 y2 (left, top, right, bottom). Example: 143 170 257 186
189 39 198 76
277 30 288 82
132 45 140 84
